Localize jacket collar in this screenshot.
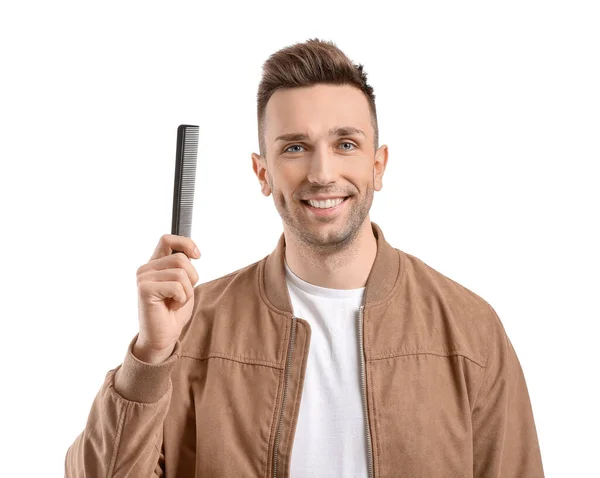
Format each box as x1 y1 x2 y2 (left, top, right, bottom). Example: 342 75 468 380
262 221 403 314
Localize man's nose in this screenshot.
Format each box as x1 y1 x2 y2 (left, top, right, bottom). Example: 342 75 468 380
306 146 340 184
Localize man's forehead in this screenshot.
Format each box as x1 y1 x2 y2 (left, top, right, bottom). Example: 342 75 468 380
264 85 372 140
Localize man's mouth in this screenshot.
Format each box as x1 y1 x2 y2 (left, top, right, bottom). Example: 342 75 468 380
300 196 350 215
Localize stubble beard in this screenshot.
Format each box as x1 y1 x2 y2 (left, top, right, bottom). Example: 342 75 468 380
271 177 374 254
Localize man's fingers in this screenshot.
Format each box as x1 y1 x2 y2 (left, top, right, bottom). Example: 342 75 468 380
150 234 200 261
138 252 200 286
138 269 194 304
139 280 188 305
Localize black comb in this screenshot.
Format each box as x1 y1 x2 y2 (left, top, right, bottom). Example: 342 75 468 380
171 125 199 250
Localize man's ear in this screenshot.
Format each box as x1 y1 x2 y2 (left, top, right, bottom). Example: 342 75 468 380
373 144 389 191
252 152 271 196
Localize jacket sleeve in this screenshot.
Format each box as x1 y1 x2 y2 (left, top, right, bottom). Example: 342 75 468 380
65 334 181 477
471 306 545 477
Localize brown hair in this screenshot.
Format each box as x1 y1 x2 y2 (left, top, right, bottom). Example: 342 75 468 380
256 38 378 158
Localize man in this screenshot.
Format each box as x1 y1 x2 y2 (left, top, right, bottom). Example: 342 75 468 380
65 38 545 477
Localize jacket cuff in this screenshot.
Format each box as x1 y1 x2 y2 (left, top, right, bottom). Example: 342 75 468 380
113 333 181 403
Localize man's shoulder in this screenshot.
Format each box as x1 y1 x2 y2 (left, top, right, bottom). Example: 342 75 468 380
396 249 499 365
399 249 492 313
178 255 268 356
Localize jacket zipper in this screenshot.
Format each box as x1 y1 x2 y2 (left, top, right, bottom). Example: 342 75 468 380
273 314 297 478
358 305 374 478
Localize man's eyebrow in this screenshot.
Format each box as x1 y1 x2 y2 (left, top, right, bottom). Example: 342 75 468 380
274 126 366 143
330 126 366 138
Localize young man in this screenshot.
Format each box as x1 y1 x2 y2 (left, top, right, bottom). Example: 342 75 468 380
65 38 545 477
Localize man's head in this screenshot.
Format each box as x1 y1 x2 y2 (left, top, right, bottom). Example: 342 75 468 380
252 38 388 251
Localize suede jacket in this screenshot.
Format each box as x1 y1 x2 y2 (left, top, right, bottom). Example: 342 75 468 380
65 221 544 477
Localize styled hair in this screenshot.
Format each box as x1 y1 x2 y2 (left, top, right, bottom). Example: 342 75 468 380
256 38 378 158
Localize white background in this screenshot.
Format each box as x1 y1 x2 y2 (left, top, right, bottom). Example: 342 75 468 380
1 0 598 476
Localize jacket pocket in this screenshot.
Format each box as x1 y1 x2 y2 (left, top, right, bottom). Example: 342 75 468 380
165 356 282 477
369 353 479 478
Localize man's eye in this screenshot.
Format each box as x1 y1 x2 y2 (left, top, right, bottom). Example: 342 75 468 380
285 144 305 153
340 142 357 151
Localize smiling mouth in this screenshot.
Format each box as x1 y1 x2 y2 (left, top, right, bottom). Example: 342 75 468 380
301 196 349 206
300 197 351 215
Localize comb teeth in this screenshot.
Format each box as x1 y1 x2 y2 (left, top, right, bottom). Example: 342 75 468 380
171 125 199 238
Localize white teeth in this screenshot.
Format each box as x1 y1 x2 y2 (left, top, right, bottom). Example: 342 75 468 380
307 197 345 209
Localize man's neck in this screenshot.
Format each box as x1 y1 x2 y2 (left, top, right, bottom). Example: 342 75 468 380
283 220 377 290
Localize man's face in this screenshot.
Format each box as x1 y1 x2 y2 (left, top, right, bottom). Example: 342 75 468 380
252 83 388 250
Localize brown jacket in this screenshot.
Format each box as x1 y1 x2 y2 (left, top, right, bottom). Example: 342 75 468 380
65 222 544 477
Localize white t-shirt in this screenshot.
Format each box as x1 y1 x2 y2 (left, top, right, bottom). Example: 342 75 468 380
285 260 369 478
